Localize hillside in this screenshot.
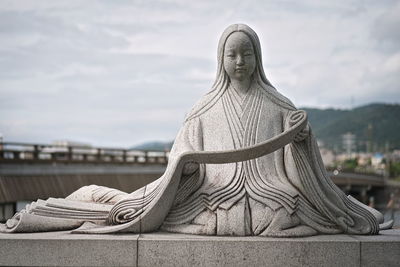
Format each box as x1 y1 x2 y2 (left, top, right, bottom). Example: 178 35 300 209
131 141 173 151
302 103 400 151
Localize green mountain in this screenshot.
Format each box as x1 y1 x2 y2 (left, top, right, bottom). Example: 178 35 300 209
132 103 400 152
131 141 173 151
302 103 400 151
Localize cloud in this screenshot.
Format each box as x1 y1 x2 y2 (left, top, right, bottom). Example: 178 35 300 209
0 0 399 146
371 1 400 53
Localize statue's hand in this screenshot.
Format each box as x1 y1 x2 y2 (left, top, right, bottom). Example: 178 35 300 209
182 162 199 175
294 124 310 142
285 110 309 142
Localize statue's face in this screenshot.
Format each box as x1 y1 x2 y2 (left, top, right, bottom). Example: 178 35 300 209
223 32 256 81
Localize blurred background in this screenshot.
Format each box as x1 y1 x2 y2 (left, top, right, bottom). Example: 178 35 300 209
0 0 399 226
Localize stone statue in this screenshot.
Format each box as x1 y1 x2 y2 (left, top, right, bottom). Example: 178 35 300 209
1 24 392 236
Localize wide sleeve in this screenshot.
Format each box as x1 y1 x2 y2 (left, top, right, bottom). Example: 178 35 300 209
72 118 205 234
283 111 379 234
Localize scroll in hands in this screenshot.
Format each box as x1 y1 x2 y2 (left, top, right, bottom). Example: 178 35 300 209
177 110 308 166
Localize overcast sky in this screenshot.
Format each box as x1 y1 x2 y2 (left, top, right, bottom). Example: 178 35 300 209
0 0 399 147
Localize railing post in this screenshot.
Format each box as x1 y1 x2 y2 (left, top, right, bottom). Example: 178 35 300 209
97 148 101 161
68 147 72 161
144 151 149 163
13 151 20 160
33 145 39 160
122 150 127 162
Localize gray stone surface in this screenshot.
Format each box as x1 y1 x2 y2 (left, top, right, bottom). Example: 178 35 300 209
0 231 138 266
138 232 359 267
0 230 399 266
351 229 400 267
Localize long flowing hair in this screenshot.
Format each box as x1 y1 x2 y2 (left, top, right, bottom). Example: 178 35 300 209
185 24 295 122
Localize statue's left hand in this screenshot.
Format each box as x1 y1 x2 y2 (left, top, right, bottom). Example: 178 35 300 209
285 110 309 143
294 124 309 142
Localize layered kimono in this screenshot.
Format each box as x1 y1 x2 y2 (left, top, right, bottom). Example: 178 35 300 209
0 81 382 236
159 82 380 236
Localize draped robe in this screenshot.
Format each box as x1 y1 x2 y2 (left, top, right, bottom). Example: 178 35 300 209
160 83 379 235
162 83 298 234
1 83 382 235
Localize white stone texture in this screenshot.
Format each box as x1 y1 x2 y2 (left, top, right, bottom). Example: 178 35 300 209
0 230 399 266
0 231 138 266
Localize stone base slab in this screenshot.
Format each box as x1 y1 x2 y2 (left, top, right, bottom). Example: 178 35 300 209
0 230 399 266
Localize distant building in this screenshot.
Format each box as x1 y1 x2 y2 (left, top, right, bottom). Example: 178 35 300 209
391 150 400 162
342 132 356 156
371 153 384 167
357 152 372 166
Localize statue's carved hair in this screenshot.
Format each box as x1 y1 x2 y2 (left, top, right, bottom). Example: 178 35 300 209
186 24 295 122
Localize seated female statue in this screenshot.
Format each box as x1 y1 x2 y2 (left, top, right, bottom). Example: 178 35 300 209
1 24 391 237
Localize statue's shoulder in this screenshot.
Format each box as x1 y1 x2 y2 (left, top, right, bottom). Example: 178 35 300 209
257 83 297 112
184 88 225 122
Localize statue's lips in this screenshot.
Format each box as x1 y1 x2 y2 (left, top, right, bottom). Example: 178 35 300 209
235 68 247 72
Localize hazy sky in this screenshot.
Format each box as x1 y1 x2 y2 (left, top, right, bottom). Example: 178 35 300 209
0 0 399 147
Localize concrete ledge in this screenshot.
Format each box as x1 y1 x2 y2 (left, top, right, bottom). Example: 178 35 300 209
0 231 139 266
0 230 399 266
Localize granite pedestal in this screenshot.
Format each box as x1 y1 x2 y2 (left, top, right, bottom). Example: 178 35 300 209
0 229 399 266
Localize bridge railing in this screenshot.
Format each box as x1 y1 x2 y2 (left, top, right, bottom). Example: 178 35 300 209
0 142 169 164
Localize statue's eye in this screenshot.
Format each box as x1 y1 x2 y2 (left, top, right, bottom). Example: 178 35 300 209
226 54 235 58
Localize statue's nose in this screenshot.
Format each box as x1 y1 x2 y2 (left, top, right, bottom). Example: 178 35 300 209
236 55 244 66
